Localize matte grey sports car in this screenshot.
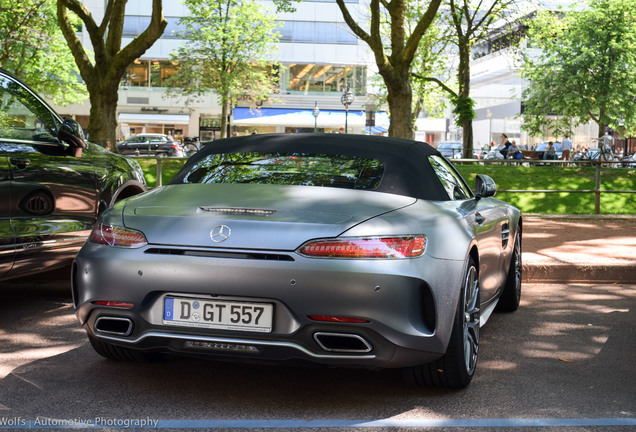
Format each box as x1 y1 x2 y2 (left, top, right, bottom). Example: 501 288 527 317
73 133 522 388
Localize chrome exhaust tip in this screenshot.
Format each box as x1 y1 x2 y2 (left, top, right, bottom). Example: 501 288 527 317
313 332 372 353
95 317 134 336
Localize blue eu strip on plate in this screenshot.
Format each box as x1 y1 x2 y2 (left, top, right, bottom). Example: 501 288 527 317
164 297 174 321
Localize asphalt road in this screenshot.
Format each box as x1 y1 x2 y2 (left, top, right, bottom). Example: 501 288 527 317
0 275 634 432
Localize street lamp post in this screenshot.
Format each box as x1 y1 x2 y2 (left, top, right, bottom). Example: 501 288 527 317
340 83 354 134
313 101 320 133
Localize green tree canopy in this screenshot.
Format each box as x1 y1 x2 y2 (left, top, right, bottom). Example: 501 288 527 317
166 0 281 138
57 0 167 149
414 0 518 156
334 0 442 139
0 0 86 104
368 0 451 130
520 0 636 138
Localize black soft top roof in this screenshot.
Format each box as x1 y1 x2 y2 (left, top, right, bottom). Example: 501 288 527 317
172 133 450 201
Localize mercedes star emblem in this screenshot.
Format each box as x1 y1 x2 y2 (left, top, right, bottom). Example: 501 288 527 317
210 225 231 243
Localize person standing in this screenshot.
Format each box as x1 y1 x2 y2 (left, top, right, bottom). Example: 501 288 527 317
561 134 573 165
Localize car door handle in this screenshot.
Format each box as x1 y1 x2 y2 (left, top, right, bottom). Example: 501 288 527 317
10 158 31 169
474 212 485 224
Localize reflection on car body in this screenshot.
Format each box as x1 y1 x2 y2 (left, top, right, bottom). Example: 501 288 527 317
73 133 522 389
0 68 147 281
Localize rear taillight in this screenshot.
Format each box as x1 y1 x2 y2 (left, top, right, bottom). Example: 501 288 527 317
89 223 147 248
92 301 134 308
298 236 426 259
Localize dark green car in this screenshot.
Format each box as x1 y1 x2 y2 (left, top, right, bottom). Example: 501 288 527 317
0 69 147 281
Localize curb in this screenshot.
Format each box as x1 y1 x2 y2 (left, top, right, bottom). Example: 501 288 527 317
523 263 636 284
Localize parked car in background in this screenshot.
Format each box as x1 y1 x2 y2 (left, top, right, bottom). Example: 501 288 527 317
436 141 464 159
619 153 636 168
117 133 184 158
74 133 522 389
0 68 147 281
436 141 484 159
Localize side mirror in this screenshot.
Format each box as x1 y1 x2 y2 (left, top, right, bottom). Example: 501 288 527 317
475 174 497 199
58 118 87 157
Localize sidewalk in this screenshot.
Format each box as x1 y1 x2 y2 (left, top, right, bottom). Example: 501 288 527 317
522 215 636 283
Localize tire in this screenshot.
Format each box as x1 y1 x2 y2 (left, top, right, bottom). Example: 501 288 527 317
88 335 163 362
497 230 522 312
404 258 480 389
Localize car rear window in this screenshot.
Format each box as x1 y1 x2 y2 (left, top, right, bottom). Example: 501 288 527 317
179 152 385 190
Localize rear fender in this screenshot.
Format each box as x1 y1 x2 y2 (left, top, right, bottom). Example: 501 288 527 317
99 180 147 214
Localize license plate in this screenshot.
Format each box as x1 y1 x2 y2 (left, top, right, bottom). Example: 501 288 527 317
163 297 273 333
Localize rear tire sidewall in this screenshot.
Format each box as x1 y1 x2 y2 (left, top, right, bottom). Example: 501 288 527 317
403 257 480 389
498 230 522 312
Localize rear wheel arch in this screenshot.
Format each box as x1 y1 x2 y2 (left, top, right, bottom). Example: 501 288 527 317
98 180 146 214
469 245 480 273
110 180 146 205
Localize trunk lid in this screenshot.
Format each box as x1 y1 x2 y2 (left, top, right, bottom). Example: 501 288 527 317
122 184 416 250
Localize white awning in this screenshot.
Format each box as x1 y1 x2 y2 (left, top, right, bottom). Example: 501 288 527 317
118 113 190 125
233 108 390 128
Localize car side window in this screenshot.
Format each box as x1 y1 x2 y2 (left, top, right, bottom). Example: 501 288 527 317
429 155 472 201
0 75 58 143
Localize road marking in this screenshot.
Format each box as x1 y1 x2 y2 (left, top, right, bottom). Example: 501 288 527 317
4 418 635 429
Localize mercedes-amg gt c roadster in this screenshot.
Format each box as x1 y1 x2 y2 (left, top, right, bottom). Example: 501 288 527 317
73 133 522 388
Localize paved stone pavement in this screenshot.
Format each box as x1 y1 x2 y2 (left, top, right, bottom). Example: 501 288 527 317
523 215 636 283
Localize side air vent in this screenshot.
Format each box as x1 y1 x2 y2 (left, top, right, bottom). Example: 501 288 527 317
145 248 294 262
502 223 510 249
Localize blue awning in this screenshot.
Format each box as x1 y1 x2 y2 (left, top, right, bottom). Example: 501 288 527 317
364 125 388 134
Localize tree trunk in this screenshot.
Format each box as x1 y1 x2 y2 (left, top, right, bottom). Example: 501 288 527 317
87 81 120 150
462 117 473 155
597 116 607 138
57 0 167 153
384 69 414 139
220 96 230 139
457 43 474 158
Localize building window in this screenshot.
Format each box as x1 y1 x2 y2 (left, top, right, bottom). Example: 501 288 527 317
123 16 186 38
279 21 358 45
121 60 178 88
281 63 366 96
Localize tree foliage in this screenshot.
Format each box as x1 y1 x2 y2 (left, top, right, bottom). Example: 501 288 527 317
166 0 281 139
520 0 636 138
368 1 451 129
332 0 443 139
57 0 167 149
0 0 86 104
414 0 517 156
